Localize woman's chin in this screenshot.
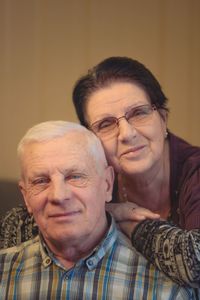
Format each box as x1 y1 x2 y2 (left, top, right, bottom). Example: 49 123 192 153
119 160 152 176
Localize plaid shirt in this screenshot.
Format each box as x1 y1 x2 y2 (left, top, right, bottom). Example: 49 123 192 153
0 217 195 300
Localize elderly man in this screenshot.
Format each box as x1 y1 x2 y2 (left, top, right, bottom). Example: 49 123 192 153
0 121 196 299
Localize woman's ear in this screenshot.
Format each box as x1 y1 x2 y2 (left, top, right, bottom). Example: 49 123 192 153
159 108 168 122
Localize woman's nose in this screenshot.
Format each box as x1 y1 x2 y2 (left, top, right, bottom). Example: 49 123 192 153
117 118 137 142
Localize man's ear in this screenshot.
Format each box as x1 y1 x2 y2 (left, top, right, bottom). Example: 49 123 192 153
18 180 33 214
104 166 115 203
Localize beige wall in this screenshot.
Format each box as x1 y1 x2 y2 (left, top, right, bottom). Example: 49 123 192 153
0 0 200 181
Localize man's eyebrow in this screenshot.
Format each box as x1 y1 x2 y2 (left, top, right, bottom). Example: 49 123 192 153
62 167 86 175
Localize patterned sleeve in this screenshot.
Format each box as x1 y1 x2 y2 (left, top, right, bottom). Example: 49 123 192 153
131 219 200 287
0 205 38 249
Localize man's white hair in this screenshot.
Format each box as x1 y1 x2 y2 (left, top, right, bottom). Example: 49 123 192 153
17 120 108 175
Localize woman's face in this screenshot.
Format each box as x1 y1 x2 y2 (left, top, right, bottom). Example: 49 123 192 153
85 82 167 177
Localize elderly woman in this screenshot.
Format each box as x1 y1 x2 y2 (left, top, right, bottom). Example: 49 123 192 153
72 56 200 287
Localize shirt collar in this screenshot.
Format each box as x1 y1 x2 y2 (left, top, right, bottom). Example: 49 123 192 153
38 214 118 270
83 214 118 270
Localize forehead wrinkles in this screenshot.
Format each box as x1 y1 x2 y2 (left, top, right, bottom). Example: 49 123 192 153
21 134 90 169
89 82 148 104
86 96 143 125
22 149 98 182
86 83 150 123
86 95 126 123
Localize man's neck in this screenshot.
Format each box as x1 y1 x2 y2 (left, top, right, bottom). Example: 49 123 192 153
54 246 92 269
43 219 109 269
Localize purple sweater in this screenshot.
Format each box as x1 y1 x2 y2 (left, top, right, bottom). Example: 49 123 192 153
169 132 200 229
132 132 200 287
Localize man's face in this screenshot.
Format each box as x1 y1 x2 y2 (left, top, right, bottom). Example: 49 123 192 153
20 133 113 249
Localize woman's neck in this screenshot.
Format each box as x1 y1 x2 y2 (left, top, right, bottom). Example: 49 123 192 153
118 140 170 218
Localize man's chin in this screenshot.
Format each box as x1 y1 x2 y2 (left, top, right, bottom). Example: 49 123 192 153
45 229 81 244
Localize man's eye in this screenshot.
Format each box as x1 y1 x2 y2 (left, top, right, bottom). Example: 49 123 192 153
67 174 88 187
32 178 49 185
70 174 82 180
28 177 50 195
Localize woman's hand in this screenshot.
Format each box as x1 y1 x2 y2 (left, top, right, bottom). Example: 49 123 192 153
106 202 160 239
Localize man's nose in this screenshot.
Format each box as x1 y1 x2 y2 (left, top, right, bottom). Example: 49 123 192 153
48 180 72 204
117 118 137 142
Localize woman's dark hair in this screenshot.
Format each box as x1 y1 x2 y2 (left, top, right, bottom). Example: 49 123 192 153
72 56 168 127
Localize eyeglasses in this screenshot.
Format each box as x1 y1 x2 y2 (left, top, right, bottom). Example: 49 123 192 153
90 104 157 138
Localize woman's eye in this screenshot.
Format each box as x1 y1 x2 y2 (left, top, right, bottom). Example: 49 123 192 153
98 118 115 130
128 107 149 121
134 108 146 116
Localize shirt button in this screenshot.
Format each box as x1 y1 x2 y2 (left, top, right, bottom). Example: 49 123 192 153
62 273 69 280
45 258 51 264
88 260 93 266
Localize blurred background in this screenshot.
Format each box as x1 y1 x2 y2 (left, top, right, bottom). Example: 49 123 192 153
0 0 199 212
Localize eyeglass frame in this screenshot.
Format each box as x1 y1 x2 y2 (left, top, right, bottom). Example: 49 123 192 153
89 104 157 137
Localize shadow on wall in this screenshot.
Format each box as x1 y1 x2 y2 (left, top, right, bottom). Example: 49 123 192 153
0 181 24 216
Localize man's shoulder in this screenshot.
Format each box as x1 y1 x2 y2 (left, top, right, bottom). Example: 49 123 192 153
0 235 40 263
115 229 154 266
116 229 132 245
113 230 194 298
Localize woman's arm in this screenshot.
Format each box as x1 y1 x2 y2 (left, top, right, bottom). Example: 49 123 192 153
132 220 200 287
0 205 37 249
106 202 200 287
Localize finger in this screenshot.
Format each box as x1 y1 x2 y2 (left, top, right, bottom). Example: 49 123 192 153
131 207 160 218
125 208 159 222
